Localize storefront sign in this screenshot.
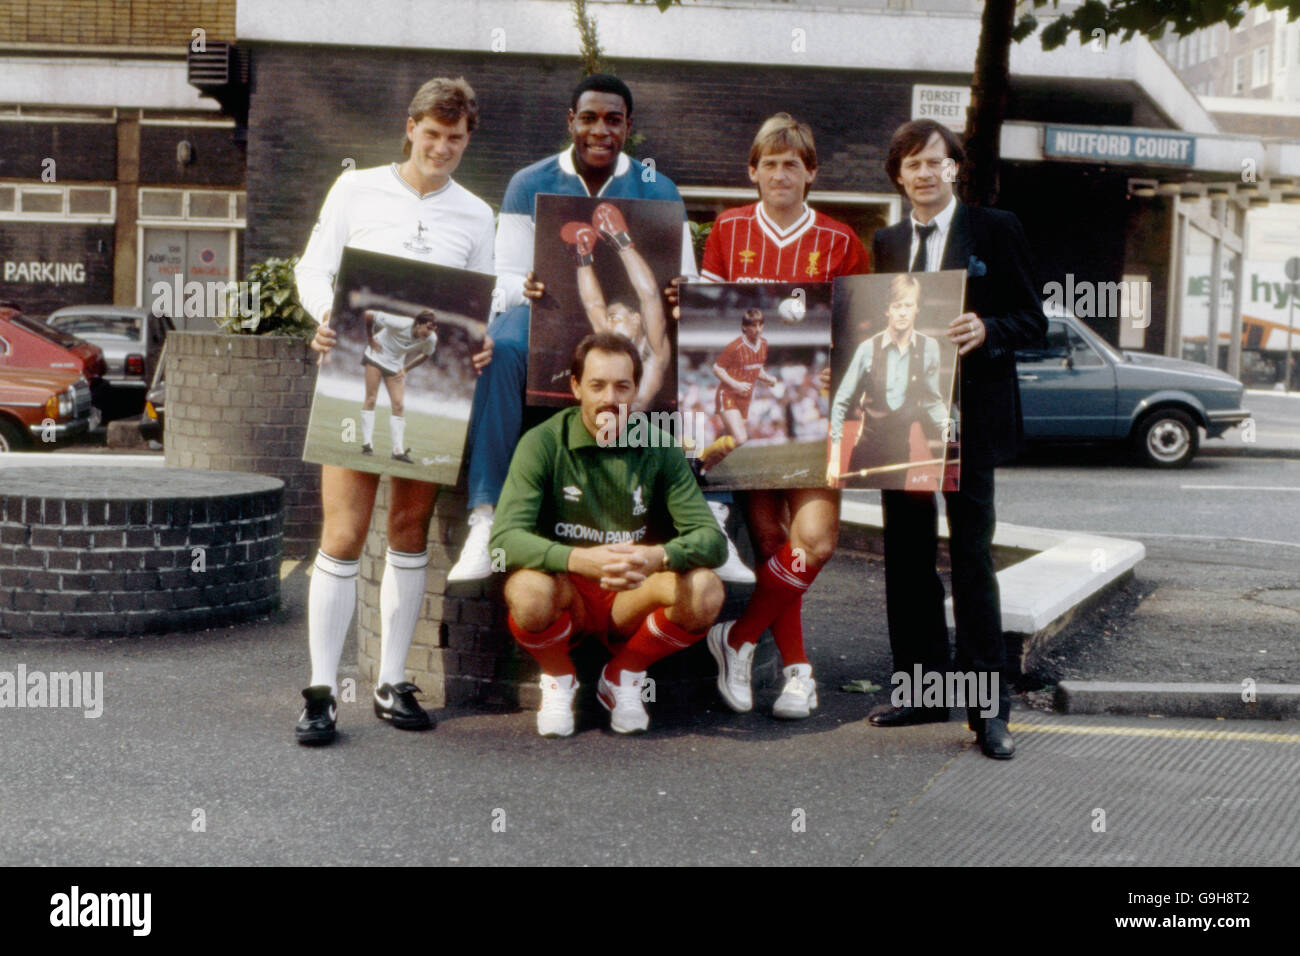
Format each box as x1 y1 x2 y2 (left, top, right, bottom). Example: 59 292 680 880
1044 126 1195 167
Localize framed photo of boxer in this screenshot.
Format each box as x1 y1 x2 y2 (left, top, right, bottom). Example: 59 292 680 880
678 280 833 491
527 193 684 412
828 269 963 491
302 247 496 486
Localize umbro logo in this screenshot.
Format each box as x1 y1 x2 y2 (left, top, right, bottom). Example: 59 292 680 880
563 485 582 502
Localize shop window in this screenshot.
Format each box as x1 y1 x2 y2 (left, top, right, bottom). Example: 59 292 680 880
19 188 62 214
140 189 184 219
68 187 113 216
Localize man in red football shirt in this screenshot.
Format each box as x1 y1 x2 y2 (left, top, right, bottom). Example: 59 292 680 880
699 308 778 471
700 113 870 720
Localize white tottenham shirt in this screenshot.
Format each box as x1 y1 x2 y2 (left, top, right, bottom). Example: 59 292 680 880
294 164 496 323
364 311 436 375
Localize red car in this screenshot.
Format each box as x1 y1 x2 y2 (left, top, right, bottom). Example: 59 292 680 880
0 302 107 405
0 367 95 451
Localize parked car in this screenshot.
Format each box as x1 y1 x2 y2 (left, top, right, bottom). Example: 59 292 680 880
0 367 95 451
45 305 172 416
138 354 166 446
1015 313 1250 467
0 303 107 405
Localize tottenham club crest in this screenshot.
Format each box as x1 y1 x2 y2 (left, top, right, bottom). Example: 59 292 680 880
631 484 646 516
403 220 433 254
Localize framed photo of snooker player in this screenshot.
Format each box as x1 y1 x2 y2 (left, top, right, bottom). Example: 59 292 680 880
527 194 684 412
827 270 963 492
678 281 834 491
302 247 496 486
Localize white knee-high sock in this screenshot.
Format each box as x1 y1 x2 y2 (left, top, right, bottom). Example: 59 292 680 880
378 548 429 687
361 409 375 446
390 415 406 455
308 551 359 694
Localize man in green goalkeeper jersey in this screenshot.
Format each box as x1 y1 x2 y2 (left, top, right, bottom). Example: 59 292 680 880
492 331 725 737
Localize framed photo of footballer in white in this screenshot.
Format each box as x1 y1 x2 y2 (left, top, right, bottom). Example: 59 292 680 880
678 281 833 491
302 247 495 486
527 194 684 412
827 270 964 492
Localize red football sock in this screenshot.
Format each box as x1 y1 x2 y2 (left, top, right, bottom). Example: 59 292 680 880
606 608 703 683
508 611 575 677
728 541 822 651
770 595 810 666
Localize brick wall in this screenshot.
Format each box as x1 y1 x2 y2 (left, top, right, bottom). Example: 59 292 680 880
0 465 281 636
243 44 927 264
0 0 235 46
164 331 321 556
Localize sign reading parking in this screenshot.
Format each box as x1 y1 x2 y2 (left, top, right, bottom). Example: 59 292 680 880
911 85 971 132
1044 126 1196 168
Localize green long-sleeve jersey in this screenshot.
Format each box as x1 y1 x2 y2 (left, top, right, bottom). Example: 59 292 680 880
490 407 726 575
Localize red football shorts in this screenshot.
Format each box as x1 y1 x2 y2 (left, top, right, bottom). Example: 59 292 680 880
715 386 751 419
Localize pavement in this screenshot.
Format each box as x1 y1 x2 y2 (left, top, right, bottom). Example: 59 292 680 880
2 550 1297 867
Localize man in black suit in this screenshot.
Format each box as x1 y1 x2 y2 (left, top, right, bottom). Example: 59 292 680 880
865 119 1047 759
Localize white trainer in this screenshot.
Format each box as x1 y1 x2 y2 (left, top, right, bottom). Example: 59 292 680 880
708 501 756 584
706 620 754 713
537 673 577 738
447 509 494 582
773 663 819 720
596 667 650 734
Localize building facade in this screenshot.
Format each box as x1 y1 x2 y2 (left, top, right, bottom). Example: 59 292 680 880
0 0 246 321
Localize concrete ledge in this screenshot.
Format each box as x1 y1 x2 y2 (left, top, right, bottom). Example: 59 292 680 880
0 453 164 467
839 499 1145 637
1057 680 1300 719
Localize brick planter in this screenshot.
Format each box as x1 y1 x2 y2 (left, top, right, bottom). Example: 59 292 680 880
0 466 282 637
164 330 319 557
355 481 777 711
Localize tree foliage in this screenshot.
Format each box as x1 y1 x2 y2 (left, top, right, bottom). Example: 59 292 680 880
1021 0 1300 50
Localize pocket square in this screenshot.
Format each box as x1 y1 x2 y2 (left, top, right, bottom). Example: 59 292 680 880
968 255 987 277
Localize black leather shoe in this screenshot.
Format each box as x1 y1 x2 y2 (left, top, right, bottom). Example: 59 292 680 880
295 686 337 746
976 717 1015 759
360 443 373 456
391 449 414 464
868 704 950 727
374 682 434 730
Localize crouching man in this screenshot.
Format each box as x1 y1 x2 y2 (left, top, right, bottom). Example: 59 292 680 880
491 332 726 736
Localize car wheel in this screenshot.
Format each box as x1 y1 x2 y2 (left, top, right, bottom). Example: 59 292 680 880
0 417 28 452
1134 408 1199 468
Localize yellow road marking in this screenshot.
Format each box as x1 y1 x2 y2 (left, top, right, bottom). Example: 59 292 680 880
280 559 302 580
1009 721 1300 744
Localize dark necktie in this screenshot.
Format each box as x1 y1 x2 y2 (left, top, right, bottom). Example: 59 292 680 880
910 223 936 273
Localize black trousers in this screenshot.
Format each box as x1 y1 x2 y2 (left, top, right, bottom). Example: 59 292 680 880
880 463 1011 727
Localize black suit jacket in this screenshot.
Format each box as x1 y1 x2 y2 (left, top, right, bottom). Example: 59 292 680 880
871 202 1047 469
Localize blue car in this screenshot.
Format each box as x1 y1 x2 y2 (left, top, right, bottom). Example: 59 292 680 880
1014 313 1249 467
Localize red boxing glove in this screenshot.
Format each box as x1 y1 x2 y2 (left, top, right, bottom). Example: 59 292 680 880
592 202 632 249
560 221 599 265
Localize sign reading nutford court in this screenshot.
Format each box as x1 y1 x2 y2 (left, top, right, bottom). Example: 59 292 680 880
1043 126 1196 168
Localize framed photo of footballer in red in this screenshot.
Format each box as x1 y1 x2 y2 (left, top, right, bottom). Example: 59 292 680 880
527 194 684 412
678 281 834 491
302 247 496 486
827 270 964 491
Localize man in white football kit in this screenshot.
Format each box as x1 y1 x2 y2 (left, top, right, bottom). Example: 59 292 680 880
293 77 495 746
359 308 438 462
